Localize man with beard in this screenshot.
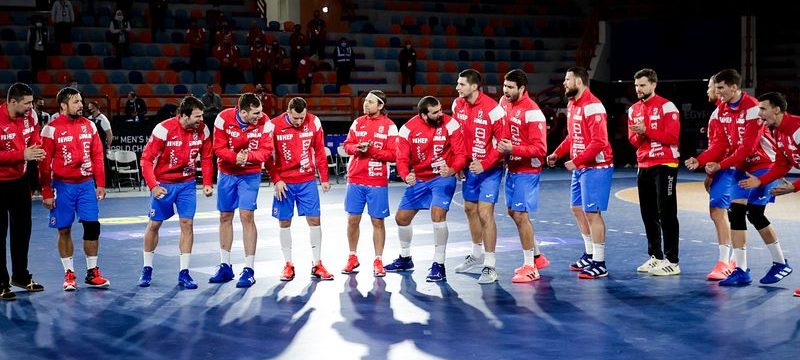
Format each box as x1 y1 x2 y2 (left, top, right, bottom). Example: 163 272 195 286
495 69 549 282
387 96 466 281
138 96 214 289
626 69 681 276
39 87 109 291
0 83 46 300
546 66 614 279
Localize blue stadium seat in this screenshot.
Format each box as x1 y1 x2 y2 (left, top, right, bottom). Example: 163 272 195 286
170 31 185 43
385 62 398 72
121 58 135 69
485 50 496 61
93 43 110 56
81 84 98 94
268 21 280 31
129 71 144 84
206 58 220 70
103 57 120 69
196 71 213 84
179 71 194 84
154 32 170 44
173 84 189 94
0 70 15 83
458 50 469 61
17 70 32 83
146 45 162 57
190 84 207 96
389 37 401 48
1 28 16 41
73 71 90 84
11 57 29 69
77 43 93 56
109 71 127 84
119 84 134 95
154 84 171 95
129 44 146 56
67 57 85 69
225 84 243 94
5 42 22 55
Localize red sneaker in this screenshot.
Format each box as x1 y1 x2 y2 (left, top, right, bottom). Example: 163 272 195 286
794 288 800 297
85 267 110 288
63 270 77 291
534 253 550 270
373 258 386 277
341 254 360 274
311 261 334 280
280 261 295 281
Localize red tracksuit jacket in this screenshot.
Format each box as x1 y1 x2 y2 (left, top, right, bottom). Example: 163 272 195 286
140 116 213 189
627 94 681 168
39 114 105 198
213 107 273 175
396 114 467 181
343 114 398 186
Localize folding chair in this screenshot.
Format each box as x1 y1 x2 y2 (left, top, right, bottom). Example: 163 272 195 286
112 150 142 191
324 147 339 184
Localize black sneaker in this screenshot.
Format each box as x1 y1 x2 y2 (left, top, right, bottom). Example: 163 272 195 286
11 279 44 292
1 287 16 301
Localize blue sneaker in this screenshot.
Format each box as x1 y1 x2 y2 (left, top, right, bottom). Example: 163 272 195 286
236 267 256 288
426 262 446 282
209 263 235 283
759 260 792 284
384 255 414 272
178 269 198 289
579 260 608 279
570 253 593 271
719 267 752 286
138 266 152 287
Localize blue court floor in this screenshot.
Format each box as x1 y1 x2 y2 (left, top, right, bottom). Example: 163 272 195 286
1 169 798 359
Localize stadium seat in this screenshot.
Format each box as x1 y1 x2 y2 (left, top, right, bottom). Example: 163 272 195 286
163 71 178 84
17 70 33 83
53 70 70 83
77 43 93 56
73 71 90 84
81 84 98 95
458 50 469 61
179 71 194 84
67 57 85 69
103 57 120 69
35 71 50 84
11 56 28 69
91 71 108 84
145 71 161 83
283 21 295 32
173 84 188 94
110 71 127 84
1 28 16 41
268 21 280 32
146 45 162 57
60 43 75 56
0 70 16 84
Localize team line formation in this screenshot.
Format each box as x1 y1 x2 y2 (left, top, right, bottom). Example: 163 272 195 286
1 66 799 301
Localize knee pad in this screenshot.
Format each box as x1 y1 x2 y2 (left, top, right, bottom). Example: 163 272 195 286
746 204 770 230
727 203 748 231
81 221 101 241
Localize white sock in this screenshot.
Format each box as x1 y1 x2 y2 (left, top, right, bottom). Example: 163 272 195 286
245 255 255 269
280 228 292 263
61 257 74 272
86 256 98 269
472 243 484 258
532 237 542 256
349 250 357 256
309 225 322 263
143 251 154 267
766 242 786 264
375 255 382 261
180 253 191 270
220 249 231 264
523 249 534 266
582 233 593 254
433 221 448 264
733 247 747 270
718 244 731 263
398 224 412 257
484 252 496 267
592 243 605 262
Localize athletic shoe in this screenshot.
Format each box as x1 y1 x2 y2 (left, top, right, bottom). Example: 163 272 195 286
426 262 446 282
311 261 334 280
85 267 110 288
759 260 793 284
342 254 360 274
384 255 414 272
569 253 593 271
649 262 681 276
637 255 661 273
209 263 235 283
0 287 16 301
63 270 77 291
534 254 550 270
454 254 484 273
477 266 498 284
794 288 800 297
373 258 386 277
280 261 295 281
177 269 198 289
138 266 153 287
718 267 752 286
579 261 609 279
512 265 540 283
10 278 44 292
707 261 734 281
236 267 256 288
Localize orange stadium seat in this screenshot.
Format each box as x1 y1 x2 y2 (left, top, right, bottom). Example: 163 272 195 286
445 37 457 49
98 84 116 97
162 46 177 57
54 70 70 83
0 57 8 68
375 36 389 48
389 24 401 34
470 62 484 73
312 72 325 83
522 39 534 50
419 37 431 48
523 63 535 73
41 84 60 96
443 62 457 73
339 85 352 94
60 43 74 56
420 24 431 35
445 24 457 35
163 71 178 84
85 56 101 69
497 62 510 74
425 73 438 84
412 85 425 95
283 21 295 32
178 45 190 57
136 84 154 96
91 71 108 84
154 57 169 70
48 57 65 69
36 71 51 83
145 71 162 83
190 9 203 19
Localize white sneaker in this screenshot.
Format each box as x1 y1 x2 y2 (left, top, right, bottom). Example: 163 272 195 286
637 256 661 273
454 254 484 273
477 266 498 284
649 262 681 276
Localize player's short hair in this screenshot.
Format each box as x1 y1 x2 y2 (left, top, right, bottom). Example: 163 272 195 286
238 93 261 112
56 86 81 107
7 82 33 103
634 68 658 83
758 92 788 113
88 100 100 110
287 97 307 113
417 96 440 116
504 69 528 90
567 66 589 86
458 69 482 86
178 95 205 117
714 69 741 87
367 90 388 115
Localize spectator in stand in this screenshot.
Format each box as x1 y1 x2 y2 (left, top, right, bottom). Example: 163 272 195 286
267 40 287 94
108 10 132 61
246 20 265 47
149 0 168 40
297 56 314 93
206 8 224 52
213 34 242 94
334 37 355 92
254 84 275 117
34 97 51 126
214 21 232 47
289 24 307 74
186 19 207 76
87 101 113 152
124 91 147 123
307 10 326 59
27 16 50 80
250 37 268 86
201 84 223 114
398 40 417 94
51 0 74 46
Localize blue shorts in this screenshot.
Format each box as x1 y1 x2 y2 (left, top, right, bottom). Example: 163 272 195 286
505 172 541 213
345 183 390 218
570 167 614 212
398 176 457 211
731 168 778 205
709 168 736 209
217 172 261 212
272 180 321 220
149 180 197 221
462 167 503 203
49 179 99 229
